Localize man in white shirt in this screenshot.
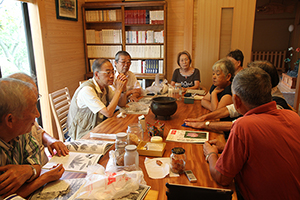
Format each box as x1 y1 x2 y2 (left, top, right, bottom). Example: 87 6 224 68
68 58 128 140
114 51 141 102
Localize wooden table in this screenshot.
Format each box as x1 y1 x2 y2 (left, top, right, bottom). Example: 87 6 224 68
76 99 237 200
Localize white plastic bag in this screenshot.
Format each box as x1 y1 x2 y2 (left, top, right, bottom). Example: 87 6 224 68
75 171 141 199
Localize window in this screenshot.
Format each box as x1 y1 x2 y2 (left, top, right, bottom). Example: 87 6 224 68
0 0 41 124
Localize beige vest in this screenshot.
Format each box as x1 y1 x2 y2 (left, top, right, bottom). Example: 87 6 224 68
67 79 109 140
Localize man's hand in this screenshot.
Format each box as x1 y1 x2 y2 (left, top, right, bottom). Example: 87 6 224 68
129 95 139 102
115 74 128 92
208 139 225 153
47 140 69 157
203 141 219 158
184 121 206 129
184 115 207 122
40 164 65 182
0 164 38 196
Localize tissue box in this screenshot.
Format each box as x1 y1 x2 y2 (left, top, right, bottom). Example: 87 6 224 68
137 141 166 157
184 97 194 104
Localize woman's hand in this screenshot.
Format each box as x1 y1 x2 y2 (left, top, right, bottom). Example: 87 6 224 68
212 87 224 94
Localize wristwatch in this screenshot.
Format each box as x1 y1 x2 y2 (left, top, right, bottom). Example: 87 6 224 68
27 165 37 182
205 121 210 128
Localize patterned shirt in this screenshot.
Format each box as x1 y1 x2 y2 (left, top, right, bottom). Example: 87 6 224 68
0 133 41 168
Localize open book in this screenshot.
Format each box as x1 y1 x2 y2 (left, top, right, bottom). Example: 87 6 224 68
43 140 114 173
166 129 209 143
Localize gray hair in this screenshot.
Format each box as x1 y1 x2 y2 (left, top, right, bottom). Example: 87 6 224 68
115 51 131 62
92 58 111 76
0 78 33 123
212 58 235 81
232 67 272 109
8 72 36 86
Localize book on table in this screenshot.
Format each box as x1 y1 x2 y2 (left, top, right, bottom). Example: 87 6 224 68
43 140 114 173
166 129 209 143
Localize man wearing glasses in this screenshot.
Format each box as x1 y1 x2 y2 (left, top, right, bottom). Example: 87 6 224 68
114 51 141 102
68 58 128 140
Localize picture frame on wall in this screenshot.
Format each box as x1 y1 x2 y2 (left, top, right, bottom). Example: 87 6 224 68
55 0 78 21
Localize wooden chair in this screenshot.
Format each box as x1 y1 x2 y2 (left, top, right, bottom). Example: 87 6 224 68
49 87 71 142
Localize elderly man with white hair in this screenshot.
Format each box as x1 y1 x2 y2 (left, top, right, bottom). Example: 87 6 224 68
0 78 64 198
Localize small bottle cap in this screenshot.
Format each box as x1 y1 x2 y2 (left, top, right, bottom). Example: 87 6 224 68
116 132 127 139
171 147 185 154
125 145 137 151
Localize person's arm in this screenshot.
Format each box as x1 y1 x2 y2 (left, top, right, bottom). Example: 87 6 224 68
185 121 233 132
170 81 175 87
201 92 212 110
42 132 69 156
101 74 127 117
203 142 233 186
14 164 65 198
0 164 41 197
185 106 230 122
126 88 141 102
182 80 200 92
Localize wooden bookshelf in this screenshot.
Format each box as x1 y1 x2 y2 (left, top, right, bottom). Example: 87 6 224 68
82 1 167 81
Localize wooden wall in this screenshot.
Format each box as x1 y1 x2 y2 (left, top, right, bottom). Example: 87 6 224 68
193 0 256 90
28 0 86 138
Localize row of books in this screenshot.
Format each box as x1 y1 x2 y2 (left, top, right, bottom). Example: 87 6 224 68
126 30 164 44
125 10 164 24
126 45 164 58
86 29 122 44
88 59 163 74
87 45 163 59
87 45 122 58
85 9 122 22
131 59 163 74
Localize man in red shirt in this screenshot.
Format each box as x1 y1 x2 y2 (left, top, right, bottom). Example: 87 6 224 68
203 67 300 200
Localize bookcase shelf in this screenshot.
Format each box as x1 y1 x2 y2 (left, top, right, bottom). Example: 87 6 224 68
82 1 167 81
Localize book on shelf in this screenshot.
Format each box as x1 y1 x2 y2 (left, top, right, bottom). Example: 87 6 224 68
166 129 209 143
149 10 164 24
125 9 163 25
130 60 163 74
86 9 120 22
87 45 122 58
126 45 162 58
86 29 121 44
43 140 114 173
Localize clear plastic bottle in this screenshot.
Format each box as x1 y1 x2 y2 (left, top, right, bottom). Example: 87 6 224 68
170 147 186 174
174 83 182 101
127 123 143 145
124 145 139 167
115 132 127 166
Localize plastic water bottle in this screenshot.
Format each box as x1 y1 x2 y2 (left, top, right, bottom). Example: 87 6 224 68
174 83 182 101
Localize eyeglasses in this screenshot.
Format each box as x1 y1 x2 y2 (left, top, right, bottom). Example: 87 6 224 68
97 70 116 76
38 94 42 101
118 61 131 66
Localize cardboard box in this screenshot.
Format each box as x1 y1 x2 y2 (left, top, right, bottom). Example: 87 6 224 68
137 141 166 157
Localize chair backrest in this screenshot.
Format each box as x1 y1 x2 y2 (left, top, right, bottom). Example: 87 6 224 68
49 87 71 142
166 183 233 200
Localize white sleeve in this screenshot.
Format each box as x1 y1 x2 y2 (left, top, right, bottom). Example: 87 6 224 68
226 104 241 118
77 86 106 114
